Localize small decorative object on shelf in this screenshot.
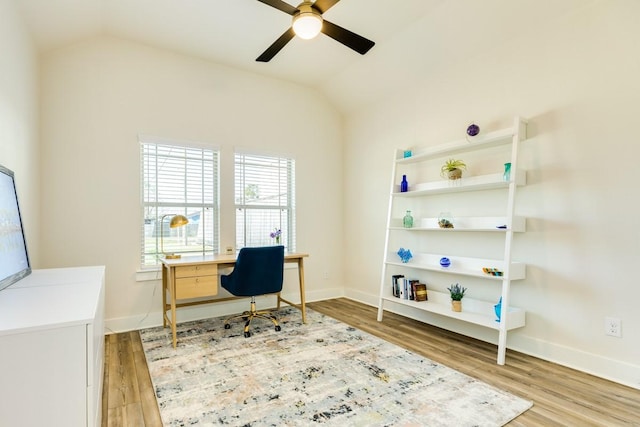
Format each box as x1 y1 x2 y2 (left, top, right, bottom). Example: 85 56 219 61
441 159 467 180
494 297 503 322
438 212 454 228
439 257 451 268
270 228 282 245
466 123 480 137
400 175 409 192
482 267 503 277
403 149 412 158
403 210 414 228
414 283 428 301
503 162 511 181
447 283 467 312
397 248 413 263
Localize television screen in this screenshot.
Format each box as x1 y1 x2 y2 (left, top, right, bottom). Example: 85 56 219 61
0 164 31 291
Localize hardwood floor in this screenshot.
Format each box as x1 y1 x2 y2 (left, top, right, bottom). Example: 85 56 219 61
102 298 640 426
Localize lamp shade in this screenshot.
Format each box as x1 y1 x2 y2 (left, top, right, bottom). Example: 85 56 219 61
292 11 322 39
161 214 189 259
169 214 189 228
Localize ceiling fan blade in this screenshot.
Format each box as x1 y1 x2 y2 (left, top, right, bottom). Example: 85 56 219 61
312 0 340 14
256 0 298 15
256 27 296 62
321 20 375 55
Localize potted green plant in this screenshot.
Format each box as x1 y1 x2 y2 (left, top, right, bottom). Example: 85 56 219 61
441 159 467 180
447 283 467 312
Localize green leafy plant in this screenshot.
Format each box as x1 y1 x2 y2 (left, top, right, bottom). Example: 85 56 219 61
440 159 467 177
447 283 467 301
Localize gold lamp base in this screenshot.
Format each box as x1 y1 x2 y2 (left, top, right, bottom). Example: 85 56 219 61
164 254 182 259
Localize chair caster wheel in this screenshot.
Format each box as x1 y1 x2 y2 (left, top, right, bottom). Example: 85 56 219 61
244 331 251 338
275 325 281 332
224 324 231 329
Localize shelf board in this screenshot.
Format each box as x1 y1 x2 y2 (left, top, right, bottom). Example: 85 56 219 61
396 117 527 163
390 216 526 232
385 253 526 280
393 170 525 196
380 290 525 331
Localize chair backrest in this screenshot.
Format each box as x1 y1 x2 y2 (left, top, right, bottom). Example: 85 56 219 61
223 246 285 297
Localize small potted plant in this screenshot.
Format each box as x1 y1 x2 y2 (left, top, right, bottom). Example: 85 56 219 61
447 283 467 312
441 159 467 180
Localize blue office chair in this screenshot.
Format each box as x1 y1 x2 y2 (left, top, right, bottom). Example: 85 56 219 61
221 245 285 337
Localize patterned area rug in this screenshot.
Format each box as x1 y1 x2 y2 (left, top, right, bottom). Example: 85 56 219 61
140 307 532 426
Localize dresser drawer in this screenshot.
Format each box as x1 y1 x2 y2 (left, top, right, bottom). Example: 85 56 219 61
175 275 218 299
174 264 217 278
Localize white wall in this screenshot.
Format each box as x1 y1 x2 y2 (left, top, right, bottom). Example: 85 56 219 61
342 1 640 388
0 0 40 265
39 36 344 331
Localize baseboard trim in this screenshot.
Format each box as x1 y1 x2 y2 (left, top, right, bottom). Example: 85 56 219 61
105 287 345 334
344 288 640 390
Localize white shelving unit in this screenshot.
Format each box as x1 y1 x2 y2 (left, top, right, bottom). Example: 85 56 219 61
377 117 528 365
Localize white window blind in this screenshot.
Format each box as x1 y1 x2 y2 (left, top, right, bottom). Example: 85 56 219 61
140 139 219 268
234 152 296 251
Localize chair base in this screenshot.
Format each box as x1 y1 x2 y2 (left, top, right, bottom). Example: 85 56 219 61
224 296 281 337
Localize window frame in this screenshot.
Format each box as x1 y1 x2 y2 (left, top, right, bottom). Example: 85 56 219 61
234 150 296 251
139 135 220 269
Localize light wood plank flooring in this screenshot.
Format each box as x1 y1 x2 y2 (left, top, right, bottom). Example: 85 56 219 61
102 298 640 426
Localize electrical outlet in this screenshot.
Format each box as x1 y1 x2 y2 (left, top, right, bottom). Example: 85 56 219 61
604 317 622 337
322 271 329 280
225 246 233 255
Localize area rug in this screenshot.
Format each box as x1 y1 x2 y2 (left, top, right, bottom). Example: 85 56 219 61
140 307 532 426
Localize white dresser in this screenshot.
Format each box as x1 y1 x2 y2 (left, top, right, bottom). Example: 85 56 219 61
0 266 105 427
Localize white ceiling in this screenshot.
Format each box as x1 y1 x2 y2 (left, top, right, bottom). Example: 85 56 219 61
15 0 590 113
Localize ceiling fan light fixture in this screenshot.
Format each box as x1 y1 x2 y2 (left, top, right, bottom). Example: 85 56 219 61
292 8 323 40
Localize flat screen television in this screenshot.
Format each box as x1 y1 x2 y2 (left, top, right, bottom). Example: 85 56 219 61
0 164 31 291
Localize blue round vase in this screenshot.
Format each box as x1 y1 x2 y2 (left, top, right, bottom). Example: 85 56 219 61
439 257 451 268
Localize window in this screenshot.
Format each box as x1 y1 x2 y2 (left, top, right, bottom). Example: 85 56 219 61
234 151 295 251
140 137 219 268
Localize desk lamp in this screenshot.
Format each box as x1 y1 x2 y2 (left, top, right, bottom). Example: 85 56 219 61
160 214 189 259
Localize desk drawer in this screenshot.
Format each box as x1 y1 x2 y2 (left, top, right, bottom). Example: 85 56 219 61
175 264 217 278
175 275 218 299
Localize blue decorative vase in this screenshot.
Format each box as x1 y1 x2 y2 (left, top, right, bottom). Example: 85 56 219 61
439 257 451 268
503 162 511 182
494 297 502 322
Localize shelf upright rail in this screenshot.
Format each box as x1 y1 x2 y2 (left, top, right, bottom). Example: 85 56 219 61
496 116 527 364
377 149 400 321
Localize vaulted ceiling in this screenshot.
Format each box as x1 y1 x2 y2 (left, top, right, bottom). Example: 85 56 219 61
15 0 589 113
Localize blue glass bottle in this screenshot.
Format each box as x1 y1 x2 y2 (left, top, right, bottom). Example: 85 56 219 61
400 175 408 192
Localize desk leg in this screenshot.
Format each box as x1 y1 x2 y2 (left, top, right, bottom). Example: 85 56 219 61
169 268 177 348
298 258 306 324
162 265 167 328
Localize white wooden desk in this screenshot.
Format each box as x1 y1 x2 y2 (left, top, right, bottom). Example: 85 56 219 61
160 252 308 347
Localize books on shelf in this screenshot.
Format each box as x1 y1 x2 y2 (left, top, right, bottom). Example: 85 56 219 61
391 275 428 301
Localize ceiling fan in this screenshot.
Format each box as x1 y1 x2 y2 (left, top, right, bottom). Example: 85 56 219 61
256 0 375 62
